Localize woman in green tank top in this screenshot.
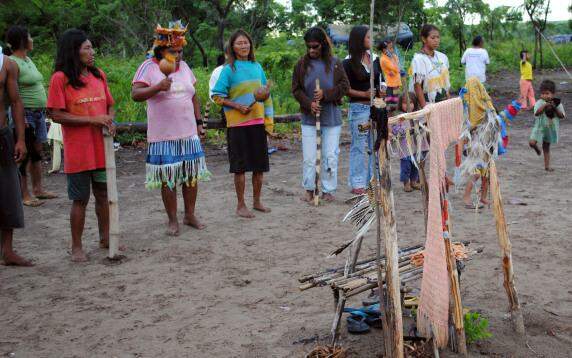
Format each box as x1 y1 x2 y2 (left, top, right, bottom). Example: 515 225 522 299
4 26 57 206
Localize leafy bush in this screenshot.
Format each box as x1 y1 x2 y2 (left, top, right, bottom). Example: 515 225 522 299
464 311 493 344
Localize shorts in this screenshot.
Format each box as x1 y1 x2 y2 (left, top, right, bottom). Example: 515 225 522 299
24 109 48 144
67 169 107 201
0 127 24 229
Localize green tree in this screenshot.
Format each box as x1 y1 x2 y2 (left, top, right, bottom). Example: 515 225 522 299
523 0 552 69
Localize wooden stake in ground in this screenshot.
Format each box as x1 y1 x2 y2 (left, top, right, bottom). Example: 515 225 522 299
314 79 321 207
103 128 120 258
377 140 404 358
489 159 525 335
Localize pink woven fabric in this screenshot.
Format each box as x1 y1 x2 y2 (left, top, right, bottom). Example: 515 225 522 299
417 98 463 347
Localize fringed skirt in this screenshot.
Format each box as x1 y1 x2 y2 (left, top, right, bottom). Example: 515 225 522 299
146 135 210 189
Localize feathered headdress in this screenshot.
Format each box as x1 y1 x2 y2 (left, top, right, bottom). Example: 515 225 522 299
153 20 188 49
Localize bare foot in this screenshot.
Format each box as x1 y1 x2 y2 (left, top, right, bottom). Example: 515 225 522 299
99 240 127 251
480 198 490 205
322 193 335 202
34 191 58 200
71 249 88 263
529 141 541 156
166 221 180 236
237 206 255 218
3 252 34 266
300 190 314 202
183 215 206 230
404 182 413 192
253 203 271 213
411 182 422 190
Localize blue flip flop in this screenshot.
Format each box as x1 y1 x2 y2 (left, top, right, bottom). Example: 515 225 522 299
346 313 370 334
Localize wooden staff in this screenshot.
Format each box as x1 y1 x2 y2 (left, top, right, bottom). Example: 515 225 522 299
314 79 321 207
103 127 120 258
489 159 525 335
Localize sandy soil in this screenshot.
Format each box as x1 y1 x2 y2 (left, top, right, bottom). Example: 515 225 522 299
1 69 571 358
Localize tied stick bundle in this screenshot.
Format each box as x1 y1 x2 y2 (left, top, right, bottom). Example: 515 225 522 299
314 79 321 206
299 244 425 296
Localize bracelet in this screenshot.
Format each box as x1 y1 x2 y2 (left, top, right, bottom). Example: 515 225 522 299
196 119 204 126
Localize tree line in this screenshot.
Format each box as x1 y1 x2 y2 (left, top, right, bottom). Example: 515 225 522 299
0 0 567 69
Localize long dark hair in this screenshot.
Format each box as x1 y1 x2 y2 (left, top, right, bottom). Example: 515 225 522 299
226 29 255 71
520 49 528 65
54 29 102 89
302 27 333 73
348 25 369 79
3 25 29 56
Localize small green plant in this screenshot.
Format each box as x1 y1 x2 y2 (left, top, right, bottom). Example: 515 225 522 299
464 311 493 344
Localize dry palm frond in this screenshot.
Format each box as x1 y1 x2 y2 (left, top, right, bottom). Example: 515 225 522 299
342 182 378 241
306 345 348 358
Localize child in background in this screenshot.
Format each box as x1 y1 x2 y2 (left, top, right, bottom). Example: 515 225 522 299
519 50 535 110
529 80 566 171
391 93 428 192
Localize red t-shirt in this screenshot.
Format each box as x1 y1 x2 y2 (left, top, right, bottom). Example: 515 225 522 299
47 70 114 174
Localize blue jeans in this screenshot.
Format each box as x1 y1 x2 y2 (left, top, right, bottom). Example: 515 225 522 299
348 103 374 189
302 124 341 194
400 156 419 183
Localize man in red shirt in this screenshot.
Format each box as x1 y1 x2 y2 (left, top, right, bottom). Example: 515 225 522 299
47 29 115 262
0 46 33 266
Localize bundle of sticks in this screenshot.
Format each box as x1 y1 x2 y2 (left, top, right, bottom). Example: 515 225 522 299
299 243 475 299
299 245 424 298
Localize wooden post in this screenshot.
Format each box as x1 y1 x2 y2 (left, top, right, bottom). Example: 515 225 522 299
314 79 321 207
377 142 404 358
441 194 468 355
489 159 525 335
103 128 120 259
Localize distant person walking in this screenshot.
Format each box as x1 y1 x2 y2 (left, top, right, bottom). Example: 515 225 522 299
461 35 489 83
519 49 535 110
292 27 349 202
4 26 58 207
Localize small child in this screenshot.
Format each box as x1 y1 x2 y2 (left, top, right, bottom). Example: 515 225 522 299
391 93 429 192
519 50 535 111
529 80 566 171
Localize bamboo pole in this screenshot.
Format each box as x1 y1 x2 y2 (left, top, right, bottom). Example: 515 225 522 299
489 159 525 335
103 128 120 258
314 79 321 207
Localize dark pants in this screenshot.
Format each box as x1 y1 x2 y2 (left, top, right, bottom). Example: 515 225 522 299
0 127 24 229
400 156 419 183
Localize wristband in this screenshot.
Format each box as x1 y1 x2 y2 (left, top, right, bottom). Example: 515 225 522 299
196 119 204 126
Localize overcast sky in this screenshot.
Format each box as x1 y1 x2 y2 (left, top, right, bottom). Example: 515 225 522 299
277 0 571 22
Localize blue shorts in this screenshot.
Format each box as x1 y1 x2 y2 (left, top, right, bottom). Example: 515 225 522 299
24 109 48 144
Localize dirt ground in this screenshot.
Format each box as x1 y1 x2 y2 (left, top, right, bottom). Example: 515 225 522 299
1 69 571 358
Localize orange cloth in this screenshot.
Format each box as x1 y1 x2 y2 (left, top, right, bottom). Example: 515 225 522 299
380 53 401 88
519 79 536 110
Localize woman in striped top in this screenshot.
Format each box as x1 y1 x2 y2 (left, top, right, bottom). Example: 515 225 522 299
212 29 274 219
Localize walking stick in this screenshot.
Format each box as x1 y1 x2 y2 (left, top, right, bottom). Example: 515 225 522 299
103 127 120 259
314 79 321 207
